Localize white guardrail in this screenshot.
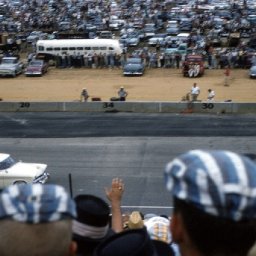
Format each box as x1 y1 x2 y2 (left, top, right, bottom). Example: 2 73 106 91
0 102 255 114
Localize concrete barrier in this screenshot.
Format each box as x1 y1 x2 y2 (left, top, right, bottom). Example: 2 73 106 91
0 101 255 114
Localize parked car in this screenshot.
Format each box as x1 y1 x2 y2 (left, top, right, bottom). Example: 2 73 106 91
25 59 48 77
182 54 205 77
125 32 141 46
26 31 43 44
148 34 167 47
165 43 188 55
166 26 180 36
0 57 24 77
0 153 49 189
143 23 157 38
249 65 256 78
99 31 115 39
123 57 145 76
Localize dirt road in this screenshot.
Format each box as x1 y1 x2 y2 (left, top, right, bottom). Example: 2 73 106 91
0 67 255 102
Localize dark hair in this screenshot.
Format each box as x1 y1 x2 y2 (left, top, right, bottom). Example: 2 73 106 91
173 197 256 256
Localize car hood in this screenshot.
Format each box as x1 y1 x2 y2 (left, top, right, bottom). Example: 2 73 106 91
8 162 47 177
124 64 143 71
0 64 15 69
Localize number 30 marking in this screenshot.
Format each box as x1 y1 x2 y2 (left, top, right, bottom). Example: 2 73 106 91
202 103 214 109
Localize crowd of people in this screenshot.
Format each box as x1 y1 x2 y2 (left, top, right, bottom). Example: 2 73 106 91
50 46 256 70
0 149 256 256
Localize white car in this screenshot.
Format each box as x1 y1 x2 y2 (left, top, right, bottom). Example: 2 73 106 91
0 153 49 188
0 57 24 77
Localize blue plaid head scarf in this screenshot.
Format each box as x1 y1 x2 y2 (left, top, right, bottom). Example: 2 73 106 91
164 150 256 221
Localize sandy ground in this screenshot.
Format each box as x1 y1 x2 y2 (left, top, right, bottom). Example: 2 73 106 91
0 66 255 102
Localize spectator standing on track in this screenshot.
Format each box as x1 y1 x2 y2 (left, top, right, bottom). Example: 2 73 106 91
81 88 89 102
118 86 128 101
190 83 200 101
207 88 215 101
0 183 77 256
164 149 256 256
224 65 231 86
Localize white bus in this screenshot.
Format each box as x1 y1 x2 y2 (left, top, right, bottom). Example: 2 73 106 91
36 39 123 60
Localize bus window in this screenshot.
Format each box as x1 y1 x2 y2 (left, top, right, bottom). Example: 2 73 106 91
46 47 53 51
100 47 107 50
92 47 99 50
61 47 68 51
54 47 61 51
38 46 44 51
69 47 76 50
77 47 83 50
109 47 114 50
85 47 91 50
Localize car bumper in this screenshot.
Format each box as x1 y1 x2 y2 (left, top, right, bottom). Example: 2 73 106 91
123 72 143 75
33 172 50 184
25 71 42 76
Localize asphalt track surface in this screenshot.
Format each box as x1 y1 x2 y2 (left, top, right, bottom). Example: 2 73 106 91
0 112 256 216
0 112 256 137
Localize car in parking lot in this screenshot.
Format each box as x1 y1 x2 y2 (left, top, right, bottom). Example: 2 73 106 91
143 23 157 38
0 56 24 77
0 153 49 189
26 30 43 44
148 34 167 47
25 59 48 76
249 65 256 78
123 57 145 76
182 54 205 77
123 32 141 47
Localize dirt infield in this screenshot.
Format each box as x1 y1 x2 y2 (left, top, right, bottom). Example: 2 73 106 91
0 67 255 102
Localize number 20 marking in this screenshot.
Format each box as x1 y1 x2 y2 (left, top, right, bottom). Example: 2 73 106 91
19 102 30 108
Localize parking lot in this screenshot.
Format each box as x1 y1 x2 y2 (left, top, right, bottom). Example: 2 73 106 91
0 0 256 102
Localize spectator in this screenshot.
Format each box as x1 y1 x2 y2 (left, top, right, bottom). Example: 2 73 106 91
190 83 200 101
118 87 128 101
164 149 256 256
73 177 124 255
127 211 144 230
207 88 215 101
94 227 174 256
144 215 180 255
80 88 89 102
72 194 113 256
224 65 231 86
0 183 77 256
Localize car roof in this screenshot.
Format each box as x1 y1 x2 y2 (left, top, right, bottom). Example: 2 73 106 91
0 153 10 161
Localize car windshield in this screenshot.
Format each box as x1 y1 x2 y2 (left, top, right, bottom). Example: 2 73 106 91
2 59 16 64
0 156 16 170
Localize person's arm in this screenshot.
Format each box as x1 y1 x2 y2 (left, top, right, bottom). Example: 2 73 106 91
105 177 124 233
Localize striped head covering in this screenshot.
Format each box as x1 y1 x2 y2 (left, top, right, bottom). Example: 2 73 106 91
164 150 256 221
0 184 76 223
